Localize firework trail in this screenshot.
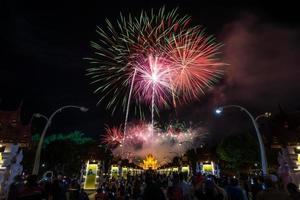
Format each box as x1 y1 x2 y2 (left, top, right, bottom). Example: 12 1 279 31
133 55 173 129
123 68 137 142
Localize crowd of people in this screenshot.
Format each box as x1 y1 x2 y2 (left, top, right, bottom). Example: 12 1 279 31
94 171 300 200
6 171 300 200
7 173 89 200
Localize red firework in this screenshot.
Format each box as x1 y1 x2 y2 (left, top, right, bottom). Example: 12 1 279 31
102 126 123 146
165 28 224 104
130 28 224 108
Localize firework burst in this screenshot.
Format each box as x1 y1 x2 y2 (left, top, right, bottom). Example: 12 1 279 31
87 7 225 112
86 7 191 113
133 55 172 107
102 126 123 147
165 28 224 103
88 8 225 148
102 122 208 164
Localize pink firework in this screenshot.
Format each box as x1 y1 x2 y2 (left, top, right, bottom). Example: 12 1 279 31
130 28 224 108
133 55 172 107
88 8 225 114
106 121 208 164
125 122 153 143
102 126 123 147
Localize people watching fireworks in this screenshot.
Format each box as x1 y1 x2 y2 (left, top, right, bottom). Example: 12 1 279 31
7 170 298 200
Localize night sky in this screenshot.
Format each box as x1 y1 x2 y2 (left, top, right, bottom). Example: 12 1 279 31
1 0 300 142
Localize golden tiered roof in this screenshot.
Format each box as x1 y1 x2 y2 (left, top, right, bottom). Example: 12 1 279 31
142 154 158 170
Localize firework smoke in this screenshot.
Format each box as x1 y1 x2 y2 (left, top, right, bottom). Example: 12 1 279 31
103 122 208 165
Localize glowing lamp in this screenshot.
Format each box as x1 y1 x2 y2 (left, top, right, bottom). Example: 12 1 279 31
215 107 223 114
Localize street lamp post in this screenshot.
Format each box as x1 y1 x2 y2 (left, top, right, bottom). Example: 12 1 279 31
255 112 272 122
32 105 88 175
215 105 269 176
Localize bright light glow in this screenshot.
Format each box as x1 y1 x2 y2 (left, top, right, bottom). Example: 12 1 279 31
264 112 271 117
151 72 158 83
80 107 89 112
0 152 3 165
215 108 223 114
34 113 42 118
141 154 158 170
84 162 98 190
181 166 190 174
133 55 172 107
110 166 119 178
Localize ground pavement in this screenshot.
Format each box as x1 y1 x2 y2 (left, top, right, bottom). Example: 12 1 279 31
86 190 96 199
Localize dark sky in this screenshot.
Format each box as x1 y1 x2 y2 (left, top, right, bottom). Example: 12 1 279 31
1 0 300 141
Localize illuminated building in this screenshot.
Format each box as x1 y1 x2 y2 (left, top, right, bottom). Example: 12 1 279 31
0 103 31 195
265 107 300 187
0 103 31 148
141 154 158 170
110 165 119 178
82 160 100 190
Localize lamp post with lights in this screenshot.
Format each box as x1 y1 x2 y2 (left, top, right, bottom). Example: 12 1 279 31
32 105 88 175
215 105 270 176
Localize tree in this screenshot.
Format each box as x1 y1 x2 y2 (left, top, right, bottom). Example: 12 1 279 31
185 149 197 171
42 140 89 176
30 131 95 176
217 133 259 173
32 130 93 147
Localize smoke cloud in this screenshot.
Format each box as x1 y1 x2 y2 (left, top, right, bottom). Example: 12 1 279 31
112 122 207 165
217 13 300 111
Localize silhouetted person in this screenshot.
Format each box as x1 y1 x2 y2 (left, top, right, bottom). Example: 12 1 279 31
286 183 300 200
143 174 165 200
51 174 67 200
250 177 263 200
16 175 45 200
79 188 89 200
195 177 226 200
225 178 248 200
69 179 81 200
95 187 109 200
179 173 192 200
167 173 183 200
256 177 288 200
7 175 24 200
